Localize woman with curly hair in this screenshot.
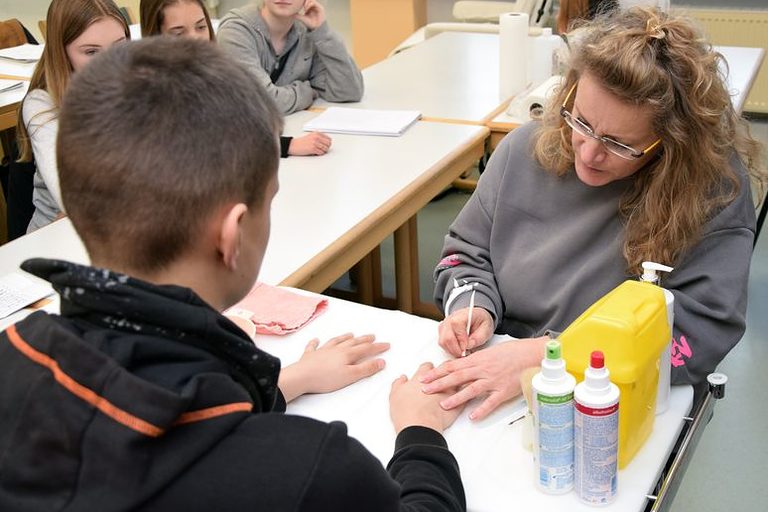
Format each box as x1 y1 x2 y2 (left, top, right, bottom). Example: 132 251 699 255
423 6 765 420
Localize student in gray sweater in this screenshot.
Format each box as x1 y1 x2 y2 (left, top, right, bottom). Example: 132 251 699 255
422 7 767 420
217 0 363 114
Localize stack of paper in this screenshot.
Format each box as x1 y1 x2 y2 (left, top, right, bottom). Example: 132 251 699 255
0 43 44 63
303 107 422 137
0 79 23 94
0 273 53 320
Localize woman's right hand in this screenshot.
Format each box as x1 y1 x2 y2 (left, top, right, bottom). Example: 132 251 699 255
438 306 494 357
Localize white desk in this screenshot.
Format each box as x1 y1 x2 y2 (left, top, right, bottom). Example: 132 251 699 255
263 111 486 305
316 32 510 125
1 49 36 131
256 290 694 512
0 113 486 312
487 44 766 150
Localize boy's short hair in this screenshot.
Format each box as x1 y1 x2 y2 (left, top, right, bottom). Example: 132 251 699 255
57 37 282 273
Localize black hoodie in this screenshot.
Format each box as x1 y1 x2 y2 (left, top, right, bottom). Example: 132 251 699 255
0 259 465 511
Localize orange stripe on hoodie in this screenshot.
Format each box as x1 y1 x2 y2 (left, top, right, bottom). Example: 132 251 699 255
5 324 252 437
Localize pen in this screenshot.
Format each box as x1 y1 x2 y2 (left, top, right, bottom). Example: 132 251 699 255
463 288 476 357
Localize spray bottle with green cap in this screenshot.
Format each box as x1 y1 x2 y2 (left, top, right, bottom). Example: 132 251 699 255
640 261 674 415
531 339 576 494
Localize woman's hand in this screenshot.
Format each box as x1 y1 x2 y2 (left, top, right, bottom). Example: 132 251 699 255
438 306 494 357
390 362 465 434
279 333 389 402
420 336 548 421
288 132 332 156
296 0 326 30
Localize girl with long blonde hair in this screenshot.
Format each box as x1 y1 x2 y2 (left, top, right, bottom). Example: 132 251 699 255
424 7 765 421
16 0 128 232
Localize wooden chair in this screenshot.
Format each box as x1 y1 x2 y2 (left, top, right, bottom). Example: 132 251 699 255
0 19 28 49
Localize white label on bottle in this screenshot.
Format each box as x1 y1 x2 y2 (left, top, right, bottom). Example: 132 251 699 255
574 402 619 504
536 392 574 491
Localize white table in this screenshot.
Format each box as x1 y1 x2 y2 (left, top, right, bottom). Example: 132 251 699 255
256 290 694 512
264 111 486 308
316 32 511 125
0 113 487 313
1 49 36 131
487 44 766 150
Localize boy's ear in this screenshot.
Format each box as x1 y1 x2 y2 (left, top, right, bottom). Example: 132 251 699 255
217 203 249 270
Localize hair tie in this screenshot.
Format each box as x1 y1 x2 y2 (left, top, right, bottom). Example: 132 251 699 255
645 18 666 40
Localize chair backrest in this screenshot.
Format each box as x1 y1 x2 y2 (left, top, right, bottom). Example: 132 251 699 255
0 19 28 49
6 154 35 241
38 20 46 41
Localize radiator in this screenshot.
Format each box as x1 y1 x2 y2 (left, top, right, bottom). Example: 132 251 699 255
673 8 768 114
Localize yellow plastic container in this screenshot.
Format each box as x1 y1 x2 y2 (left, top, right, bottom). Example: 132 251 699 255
559 280 669 469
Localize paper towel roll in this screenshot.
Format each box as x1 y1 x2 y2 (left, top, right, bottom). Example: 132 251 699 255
506 74 562 121
499 12 529 100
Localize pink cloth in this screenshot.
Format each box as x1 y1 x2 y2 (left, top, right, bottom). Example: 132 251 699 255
227 283 328 335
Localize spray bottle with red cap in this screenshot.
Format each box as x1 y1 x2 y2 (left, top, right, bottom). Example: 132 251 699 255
574 351 620 505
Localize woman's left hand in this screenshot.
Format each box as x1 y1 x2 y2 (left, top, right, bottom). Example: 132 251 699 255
420 336 548 421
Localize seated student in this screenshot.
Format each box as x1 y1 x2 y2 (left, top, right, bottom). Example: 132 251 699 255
16 0 128 233
422 7 766 421
139 0 332 157
0 38 465 510
217 0 364 115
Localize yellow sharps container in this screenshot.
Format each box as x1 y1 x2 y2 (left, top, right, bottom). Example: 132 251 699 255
559 280 669 469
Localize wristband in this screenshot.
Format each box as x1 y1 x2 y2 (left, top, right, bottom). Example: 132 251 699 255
444 278 478 317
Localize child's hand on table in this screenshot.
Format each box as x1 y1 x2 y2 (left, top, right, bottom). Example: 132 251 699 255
390 362 465 434
279 333 389 402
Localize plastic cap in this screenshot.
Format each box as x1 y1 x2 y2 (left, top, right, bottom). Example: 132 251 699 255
641 261 674 283
590 351 605 369
545 340 561 360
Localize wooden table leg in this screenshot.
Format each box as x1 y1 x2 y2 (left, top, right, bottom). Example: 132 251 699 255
394 216 418 313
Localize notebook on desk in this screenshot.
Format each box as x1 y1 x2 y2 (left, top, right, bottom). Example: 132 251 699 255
0 79 23 94
303 107 422 137
0 43 44 63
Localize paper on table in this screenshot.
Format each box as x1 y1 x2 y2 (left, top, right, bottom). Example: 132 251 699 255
0 44 44 63
0 273 53 319
303 107 422 137
0 79 23 94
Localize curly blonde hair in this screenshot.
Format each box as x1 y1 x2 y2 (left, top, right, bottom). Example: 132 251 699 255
535 6 765 274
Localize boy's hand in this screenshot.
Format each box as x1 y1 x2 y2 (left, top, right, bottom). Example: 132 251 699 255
288 132 332 156
279 333 389 402
296 0 325 30
390 362 464 434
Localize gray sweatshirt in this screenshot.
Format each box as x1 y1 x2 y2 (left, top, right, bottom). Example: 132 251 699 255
22 89 62 232
217 4 363 114
434 122 755 385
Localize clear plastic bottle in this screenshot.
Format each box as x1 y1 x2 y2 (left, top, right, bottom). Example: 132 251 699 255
574 351 620 505
532 339 576 494
640 261 674 415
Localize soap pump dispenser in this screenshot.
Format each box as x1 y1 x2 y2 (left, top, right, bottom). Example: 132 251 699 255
640 261 674 414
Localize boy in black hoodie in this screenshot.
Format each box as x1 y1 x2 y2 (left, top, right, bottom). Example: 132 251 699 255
0 38 465 511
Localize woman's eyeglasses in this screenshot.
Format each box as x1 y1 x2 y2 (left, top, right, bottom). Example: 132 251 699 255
560 82 661 160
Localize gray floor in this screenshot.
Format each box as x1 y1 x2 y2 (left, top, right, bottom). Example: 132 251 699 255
325 3 768 508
